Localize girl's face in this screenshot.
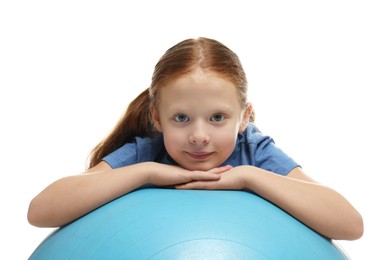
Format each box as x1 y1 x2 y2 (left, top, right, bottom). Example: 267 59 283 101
151 70 251 171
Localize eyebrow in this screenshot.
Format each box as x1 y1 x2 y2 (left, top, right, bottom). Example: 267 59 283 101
167 105 235 115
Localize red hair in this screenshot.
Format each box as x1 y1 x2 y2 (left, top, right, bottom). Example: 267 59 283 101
89 37 252 168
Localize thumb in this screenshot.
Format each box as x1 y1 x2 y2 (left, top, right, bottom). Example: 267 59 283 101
208 165 233 174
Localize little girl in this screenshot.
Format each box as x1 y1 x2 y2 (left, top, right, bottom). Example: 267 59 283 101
28 37 363 240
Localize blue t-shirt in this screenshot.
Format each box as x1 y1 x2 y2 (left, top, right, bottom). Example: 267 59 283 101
103 123 299 176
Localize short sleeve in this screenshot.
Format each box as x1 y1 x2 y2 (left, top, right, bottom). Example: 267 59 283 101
243 124 299 176
102 135 164 169
254 138 299 175
102 143 138 169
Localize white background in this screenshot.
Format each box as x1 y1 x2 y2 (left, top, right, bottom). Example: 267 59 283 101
1 1 389 259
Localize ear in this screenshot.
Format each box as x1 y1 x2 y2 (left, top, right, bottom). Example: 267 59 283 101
150 105 163 132
239 103 253 133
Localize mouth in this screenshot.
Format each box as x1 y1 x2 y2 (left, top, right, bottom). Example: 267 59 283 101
185 151 214 161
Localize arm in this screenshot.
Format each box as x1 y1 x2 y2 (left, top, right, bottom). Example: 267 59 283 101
246 166 363 240
27 162 228 228
176 166 364 240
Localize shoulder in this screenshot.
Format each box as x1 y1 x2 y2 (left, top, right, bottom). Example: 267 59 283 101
236 123 299 175
238 123 274 146
103 135 164 168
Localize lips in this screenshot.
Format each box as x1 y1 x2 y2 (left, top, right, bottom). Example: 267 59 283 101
185 151 213 160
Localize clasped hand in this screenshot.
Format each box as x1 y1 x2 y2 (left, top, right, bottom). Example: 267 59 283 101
147 163 248 191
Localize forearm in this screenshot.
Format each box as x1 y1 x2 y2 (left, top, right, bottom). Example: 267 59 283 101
245 166 363 240
28 162 223 228
28 162 152 227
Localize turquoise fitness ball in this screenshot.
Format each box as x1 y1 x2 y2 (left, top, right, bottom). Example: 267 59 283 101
30 188 349 259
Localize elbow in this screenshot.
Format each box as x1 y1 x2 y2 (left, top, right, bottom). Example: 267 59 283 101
348 212 364 240
322 210 364 241
27 199 43 227
338 211 364 241
27 198 54 228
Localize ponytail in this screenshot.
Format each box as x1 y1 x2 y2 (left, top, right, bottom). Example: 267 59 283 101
88 88 155 168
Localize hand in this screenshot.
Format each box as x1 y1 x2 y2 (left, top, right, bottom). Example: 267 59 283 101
147 163 232 187
175 165 248 190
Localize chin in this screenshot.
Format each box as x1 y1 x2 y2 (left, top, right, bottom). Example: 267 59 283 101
181 162 219 172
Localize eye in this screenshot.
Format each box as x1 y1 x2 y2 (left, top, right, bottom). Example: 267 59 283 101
210 114 225 122
174 114 189 123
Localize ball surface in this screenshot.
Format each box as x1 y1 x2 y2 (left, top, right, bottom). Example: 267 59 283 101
30 188 348 259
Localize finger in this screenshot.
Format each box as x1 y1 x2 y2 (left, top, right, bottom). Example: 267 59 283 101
208 165 233 174
191 172 221 181
176 181 217 190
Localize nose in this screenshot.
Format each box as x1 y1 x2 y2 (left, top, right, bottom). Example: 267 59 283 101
189 122 210 145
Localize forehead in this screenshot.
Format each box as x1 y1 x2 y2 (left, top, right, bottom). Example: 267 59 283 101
158 70 240 107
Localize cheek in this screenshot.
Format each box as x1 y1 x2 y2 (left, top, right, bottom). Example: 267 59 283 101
213 128 238 150
161 127 183 152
